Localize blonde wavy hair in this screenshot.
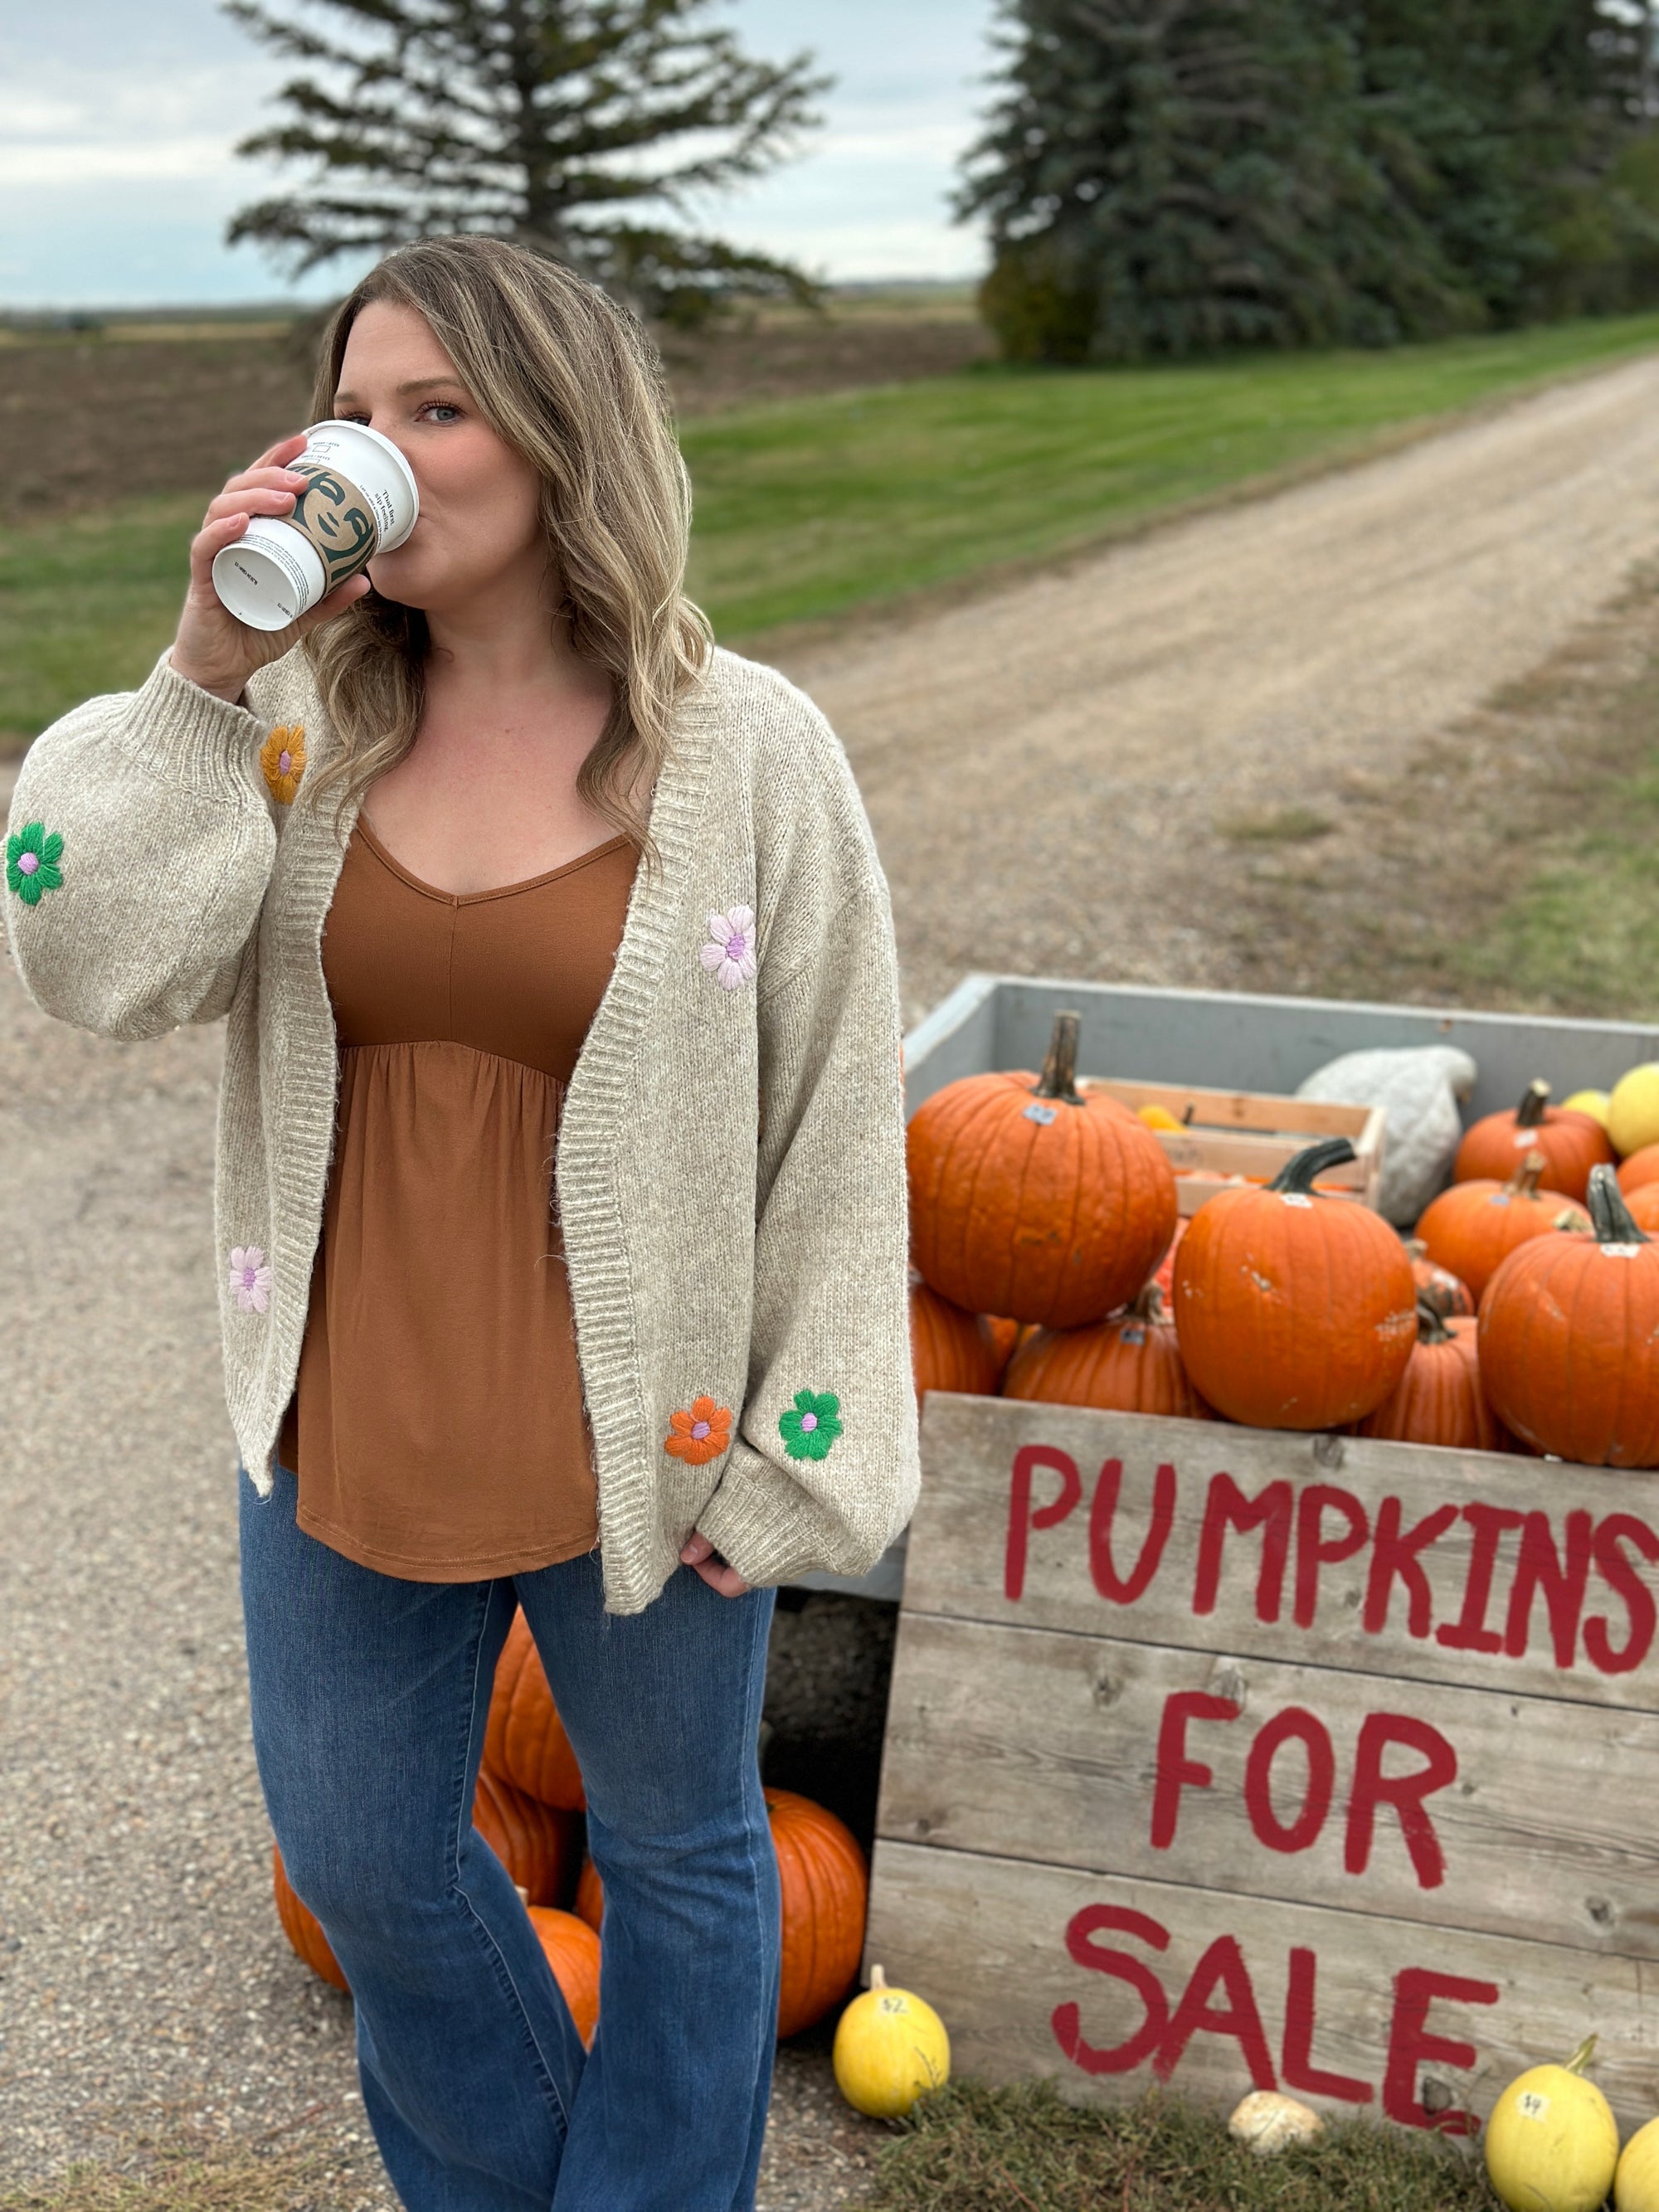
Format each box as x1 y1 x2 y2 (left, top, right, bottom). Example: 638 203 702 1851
302 235 711 855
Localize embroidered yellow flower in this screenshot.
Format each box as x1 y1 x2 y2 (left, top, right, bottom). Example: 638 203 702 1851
260 725 306 805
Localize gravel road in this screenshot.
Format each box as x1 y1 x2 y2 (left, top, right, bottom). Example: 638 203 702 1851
5 348 1659 2206
777 350 1659 1025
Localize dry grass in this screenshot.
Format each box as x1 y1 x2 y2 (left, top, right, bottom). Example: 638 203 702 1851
0 2109 382 2212
863 2081 1499 2212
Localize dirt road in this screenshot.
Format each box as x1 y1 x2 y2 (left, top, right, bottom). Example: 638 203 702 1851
6 346 1659 2205
778 349 1659 1023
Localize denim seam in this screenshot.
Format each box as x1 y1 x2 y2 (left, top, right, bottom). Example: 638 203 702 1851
447 1578 576 2137
737 1589 776 2207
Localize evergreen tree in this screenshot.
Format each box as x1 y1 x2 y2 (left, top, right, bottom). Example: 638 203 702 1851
956 0 1477 364
961 0 1659 361
223 0 830 323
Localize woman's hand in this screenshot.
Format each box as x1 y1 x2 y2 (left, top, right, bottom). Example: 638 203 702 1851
168 431 372 705
679 1530 752 1598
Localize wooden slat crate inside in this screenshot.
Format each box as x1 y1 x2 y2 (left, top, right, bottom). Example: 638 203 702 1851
1079 1074 1384 1214
866 1394 1659 2132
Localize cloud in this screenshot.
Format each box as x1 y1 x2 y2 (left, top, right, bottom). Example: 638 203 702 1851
0 0 998 303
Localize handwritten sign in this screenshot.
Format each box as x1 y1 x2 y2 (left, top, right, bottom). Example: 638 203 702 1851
866 1397 1659 2129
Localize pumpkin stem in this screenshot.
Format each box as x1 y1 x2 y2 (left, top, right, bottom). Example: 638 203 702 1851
1515 1079 1552 1129
869 1964 888 1991
1564 2033 1598 2076
1588 1163 1649 1246
1268 1136 1357 1195
1033 1011 1084 1106
1415 1295 1455 1345
1131 1281 1167 1323
1506 1151 1546 1199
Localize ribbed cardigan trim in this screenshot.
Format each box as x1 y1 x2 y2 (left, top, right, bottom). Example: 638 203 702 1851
551 670 721 1613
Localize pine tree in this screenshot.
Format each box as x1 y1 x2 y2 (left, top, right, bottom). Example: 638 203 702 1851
956 0 1476 364
223 0 830 323
960 0 1659 361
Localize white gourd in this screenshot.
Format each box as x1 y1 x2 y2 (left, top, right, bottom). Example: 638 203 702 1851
1297 1045 1477 1227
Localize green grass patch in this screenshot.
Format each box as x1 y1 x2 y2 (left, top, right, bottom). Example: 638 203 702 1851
0 497 197 751
864 2080 1498 2212
8 313 1659 747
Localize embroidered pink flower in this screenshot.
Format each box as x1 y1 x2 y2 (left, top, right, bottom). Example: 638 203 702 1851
699 905 757 991
227 1245 274 1315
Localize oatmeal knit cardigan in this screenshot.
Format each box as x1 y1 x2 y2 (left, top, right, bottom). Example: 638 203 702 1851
4 643 920 1615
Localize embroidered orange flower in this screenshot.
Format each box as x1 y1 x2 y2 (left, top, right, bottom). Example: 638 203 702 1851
663 1395 732 1466
260 724 306 805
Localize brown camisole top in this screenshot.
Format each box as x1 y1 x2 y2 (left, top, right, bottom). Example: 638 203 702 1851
275 814 638 1581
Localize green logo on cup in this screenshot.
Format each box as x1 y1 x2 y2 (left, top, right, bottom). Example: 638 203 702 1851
288 463 378 581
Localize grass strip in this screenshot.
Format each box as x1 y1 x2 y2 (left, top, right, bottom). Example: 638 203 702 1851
684 310 1659 639
863 2080 1499 2211
0 2128 352 2212
7 311 1659 748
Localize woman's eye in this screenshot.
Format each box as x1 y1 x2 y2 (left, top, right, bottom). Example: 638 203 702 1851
422 402 463 424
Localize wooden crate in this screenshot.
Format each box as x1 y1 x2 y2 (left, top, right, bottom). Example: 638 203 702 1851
866 1396 1659 2132
1079 1074 1384 1214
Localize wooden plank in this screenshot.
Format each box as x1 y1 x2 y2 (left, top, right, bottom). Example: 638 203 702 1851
1080 1076 1375 1142
878 1614 1659 1956
864 1840 1659 2131
906 1396 1659 1712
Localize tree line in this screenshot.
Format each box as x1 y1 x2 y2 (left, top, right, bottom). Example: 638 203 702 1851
222 1 1659 358
958 0 1659 361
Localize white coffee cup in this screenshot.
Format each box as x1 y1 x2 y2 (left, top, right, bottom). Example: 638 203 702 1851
211 420 419 632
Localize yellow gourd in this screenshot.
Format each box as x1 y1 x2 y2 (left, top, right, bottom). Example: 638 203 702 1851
1610 1066 1659 1160
1485 2036 1619 2212
832 1963 951 2119
1136 1102 1188 1135
1617 2116 1659 2210
1563 1090 1612 1130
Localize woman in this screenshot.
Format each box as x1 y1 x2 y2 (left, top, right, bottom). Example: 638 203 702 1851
5 236 918 2210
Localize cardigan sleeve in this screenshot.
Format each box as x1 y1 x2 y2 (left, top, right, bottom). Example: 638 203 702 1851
693 693 921 1587
4 651 277 1041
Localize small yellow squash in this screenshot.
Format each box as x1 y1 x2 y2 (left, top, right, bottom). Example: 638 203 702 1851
1610 1066 1659 1160
1485 2037 1619 2212
1617 2115 1659 2210
832 1964 951 2119
1563 1089 1612 1130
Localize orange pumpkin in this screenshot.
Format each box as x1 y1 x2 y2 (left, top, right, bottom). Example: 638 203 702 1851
570 1789 867 2039
908 1275 1005 1402
907 1011 1178 1327
1404 1237 1475 1320
1357 1302 1512 1452
1480 1166 1659 1466
769 1787 868 2038
484 1609 585 1809
1415 1155 1590 1305
1626 1181 1659 1235
1453 1079 1613 1201
1618 1143 1659 1197
979 1313 1024 1378
273 1844 349 1992
1170 1138 1415 1431
527 1907 602 2048
573 1853 605 1932
473 1765 582 1908
1003 1284 1212 1418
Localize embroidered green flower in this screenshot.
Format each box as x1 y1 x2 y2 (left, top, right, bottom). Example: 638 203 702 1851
780 1389 842 1461
7 821 64 905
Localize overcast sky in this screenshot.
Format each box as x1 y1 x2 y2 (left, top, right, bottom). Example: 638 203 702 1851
0 1 999 308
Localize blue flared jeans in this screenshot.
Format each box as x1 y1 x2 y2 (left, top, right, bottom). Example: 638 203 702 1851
239 1461 782 2211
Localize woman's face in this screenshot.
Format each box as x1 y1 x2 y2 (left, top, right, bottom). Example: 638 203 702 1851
331 299 547 618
